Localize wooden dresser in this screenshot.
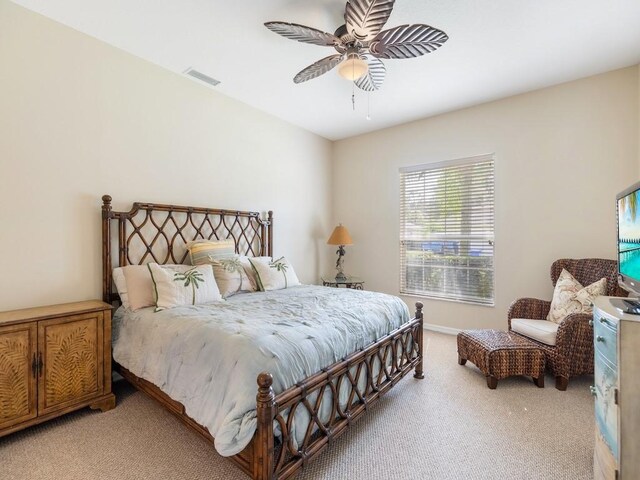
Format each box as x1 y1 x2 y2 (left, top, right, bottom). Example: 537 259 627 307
592 297 640 480
0 300 115 437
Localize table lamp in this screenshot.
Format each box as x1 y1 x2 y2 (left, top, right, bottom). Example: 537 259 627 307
327 224 353 281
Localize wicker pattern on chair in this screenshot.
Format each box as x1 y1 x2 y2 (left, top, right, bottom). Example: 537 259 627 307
507 258 626 390
457 329 546 389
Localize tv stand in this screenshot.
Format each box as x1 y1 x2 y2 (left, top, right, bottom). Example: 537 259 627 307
610 297 640 315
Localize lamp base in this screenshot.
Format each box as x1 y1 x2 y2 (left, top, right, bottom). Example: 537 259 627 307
335 272 347 282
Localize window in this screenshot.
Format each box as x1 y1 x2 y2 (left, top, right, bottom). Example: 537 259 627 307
399 155 495 305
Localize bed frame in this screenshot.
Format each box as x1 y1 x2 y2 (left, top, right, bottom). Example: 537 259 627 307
101 195 424 480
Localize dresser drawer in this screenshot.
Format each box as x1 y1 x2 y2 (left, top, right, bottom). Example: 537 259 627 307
594 349 618 460
594 312 618 368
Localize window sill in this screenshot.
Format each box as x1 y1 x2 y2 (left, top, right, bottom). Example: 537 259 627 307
400 292 495 308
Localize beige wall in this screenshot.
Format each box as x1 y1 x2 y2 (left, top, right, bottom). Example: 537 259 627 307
332 67 639 331
0 1 332 310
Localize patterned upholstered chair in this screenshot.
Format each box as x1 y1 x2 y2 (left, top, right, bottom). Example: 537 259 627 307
507 259 626 390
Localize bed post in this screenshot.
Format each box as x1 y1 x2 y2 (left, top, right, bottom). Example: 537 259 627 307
102 195 112 304
254 372 275 480
413 302 425 379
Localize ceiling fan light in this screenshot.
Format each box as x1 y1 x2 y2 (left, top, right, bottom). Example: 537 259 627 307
337 57 368 81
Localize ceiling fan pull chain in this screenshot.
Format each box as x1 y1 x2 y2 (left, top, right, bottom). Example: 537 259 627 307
366 91 371 120
352 80 355 111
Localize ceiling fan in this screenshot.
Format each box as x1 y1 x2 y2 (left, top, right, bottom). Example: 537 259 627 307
264 0 448 92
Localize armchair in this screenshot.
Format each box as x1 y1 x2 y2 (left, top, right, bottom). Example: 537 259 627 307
508 258 626 390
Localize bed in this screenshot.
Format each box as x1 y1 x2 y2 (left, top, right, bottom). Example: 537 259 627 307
101 195 424 480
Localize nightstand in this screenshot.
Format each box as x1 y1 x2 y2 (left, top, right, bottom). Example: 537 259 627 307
0 300 115 438
322 276 364 290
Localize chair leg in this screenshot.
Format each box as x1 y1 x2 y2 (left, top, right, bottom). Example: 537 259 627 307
486 375 498 389
555 376 568 391
458 355 467 366
533 375 544 388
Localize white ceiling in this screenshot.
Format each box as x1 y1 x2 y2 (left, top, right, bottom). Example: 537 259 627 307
12 0 640 140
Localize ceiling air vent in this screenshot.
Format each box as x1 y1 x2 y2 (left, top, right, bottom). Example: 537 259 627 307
183 68 221 87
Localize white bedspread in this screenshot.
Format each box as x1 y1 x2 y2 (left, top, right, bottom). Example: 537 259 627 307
112 285 410 456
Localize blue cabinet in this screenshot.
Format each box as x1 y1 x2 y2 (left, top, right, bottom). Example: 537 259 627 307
593 297 640 480
593 310 618 460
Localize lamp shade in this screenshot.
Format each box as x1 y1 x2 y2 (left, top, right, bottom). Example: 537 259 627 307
327 224 353 246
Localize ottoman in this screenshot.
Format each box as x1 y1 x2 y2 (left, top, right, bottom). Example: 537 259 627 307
457 329 546 389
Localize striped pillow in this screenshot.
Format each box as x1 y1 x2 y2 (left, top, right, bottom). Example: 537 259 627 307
188 239 235 265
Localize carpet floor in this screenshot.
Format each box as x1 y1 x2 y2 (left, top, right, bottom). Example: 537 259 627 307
0 332 594 480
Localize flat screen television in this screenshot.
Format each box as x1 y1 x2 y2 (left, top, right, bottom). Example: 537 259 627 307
616 181 640 312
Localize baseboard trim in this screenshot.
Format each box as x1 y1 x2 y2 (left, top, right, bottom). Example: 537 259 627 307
424 323 461 336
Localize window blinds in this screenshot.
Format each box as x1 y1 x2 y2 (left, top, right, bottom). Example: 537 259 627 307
399 155 495 305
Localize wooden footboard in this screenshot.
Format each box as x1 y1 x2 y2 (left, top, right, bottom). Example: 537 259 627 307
254 302 424 480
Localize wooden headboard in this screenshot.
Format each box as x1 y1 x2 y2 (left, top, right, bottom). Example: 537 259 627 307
101 195 273 304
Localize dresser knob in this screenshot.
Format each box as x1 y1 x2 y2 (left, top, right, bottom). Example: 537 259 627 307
596 336 605 342
599 317 614 328
590 386 597 397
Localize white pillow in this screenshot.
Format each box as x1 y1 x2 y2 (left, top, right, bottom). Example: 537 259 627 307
239 255 271 291
112 267 131 310
547 269 607 324
112 265 156 311
211 255 255 298
248 256 300 291
148 263 223 311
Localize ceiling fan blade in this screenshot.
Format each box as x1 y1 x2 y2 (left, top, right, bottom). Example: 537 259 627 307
344 0 395 41
264 22 340 47
369 24 448 59
355 55 386 91
294 54 344 84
